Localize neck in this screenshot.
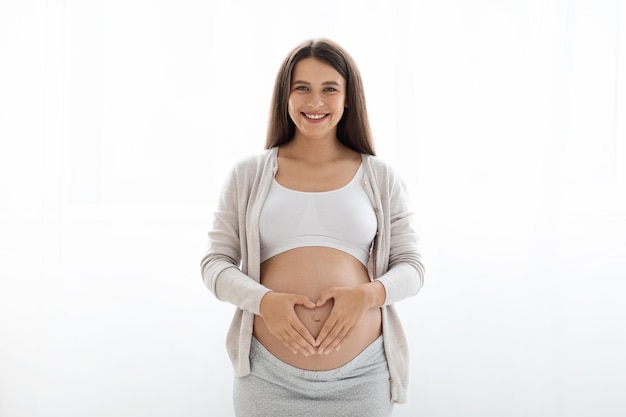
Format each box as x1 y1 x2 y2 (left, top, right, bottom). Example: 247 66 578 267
282 135 347 164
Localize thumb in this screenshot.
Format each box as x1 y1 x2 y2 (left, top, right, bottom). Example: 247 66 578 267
316 290 334 307
295 295 317 309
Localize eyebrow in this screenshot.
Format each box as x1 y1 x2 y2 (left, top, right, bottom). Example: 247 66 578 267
291 80 342 86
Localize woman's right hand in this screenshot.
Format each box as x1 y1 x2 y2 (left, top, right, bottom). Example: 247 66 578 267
258 292 318 356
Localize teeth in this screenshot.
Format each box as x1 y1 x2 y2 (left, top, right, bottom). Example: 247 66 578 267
305 113 326 120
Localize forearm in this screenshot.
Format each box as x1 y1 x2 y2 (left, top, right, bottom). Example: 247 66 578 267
202 259 271 315
359 280 386 309
377 261 424 306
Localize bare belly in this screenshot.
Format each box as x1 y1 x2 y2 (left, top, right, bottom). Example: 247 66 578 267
253 247 382 370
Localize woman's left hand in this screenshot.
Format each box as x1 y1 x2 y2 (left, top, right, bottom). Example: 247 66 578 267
314 281 385 355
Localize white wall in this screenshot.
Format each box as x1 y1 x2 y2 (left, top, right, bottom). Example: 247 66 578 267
1 1 625 416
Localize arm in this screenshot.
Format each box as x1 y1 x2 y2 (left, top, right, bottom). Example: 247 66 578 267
315 163 425 353
200 166 271 315
314 280 385 354
200 163 318 355
377 165 425 305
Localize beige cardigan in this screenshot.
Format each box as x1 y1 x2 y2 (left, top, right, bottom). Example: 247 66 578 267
201 147 424 403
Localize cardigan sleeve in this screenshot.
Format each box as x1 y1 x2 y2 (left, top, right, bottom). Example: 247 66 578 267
376 165 425 306
200 164 271 315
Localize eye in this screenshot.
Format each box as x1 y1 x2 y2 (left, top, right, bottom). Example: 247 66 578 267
324 87 337 93
293 85 308 92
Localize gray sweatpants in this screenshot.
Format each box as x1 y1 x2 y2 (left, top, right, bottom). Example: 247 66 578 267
233 336 394 417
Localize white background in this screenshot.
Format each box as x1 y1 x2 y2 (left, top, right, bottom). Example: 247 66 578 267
1 0 625 416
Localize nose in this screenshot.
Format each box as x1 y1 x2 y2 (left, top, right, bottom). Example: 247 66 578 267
306 92 324 108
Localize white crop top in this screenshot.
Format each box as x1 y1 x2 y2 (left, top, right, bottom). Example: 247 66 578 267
259 164 377 266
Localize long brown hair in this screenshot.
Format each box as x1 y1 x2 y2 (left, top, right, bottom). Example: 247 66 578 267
265 39 375 155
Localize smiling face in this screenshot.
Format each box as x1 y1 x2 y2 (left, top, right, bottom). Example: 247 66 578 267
287 57 347 143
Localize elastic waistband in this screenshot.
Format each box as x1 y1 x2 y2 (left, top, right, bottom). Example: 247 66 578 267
250 335 386 382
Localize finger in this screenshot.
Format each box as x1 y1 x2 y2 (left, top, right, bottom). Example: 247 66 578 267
268 318 307 354
274 316 316 354
291 323 318 353
294 295 317 309
323 326 352 354
281 324 317 356
280 328 312 356
316 310 358 354
315 290 334 307
315 318 339 352
277 330 300 354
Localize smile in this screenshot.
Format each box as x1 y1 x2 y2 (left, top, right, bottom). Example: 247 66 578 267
303 113 328 120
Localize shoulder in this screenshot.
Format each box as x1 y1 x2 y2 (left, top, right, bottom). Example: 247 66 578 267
362 158 414 227
362 154 412 207
362 154 400 184
229 147 277 178
362 154 389 170
232 147 276 170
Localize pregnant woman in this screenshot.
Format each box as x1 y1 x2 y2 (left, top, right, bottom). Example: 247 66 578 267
201 38 424 417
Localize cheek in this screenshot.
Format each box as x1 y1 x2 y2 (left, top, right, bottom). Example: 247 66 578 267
334 96 347 111
287 100 298 121
287 95 300 112
334 98 347 116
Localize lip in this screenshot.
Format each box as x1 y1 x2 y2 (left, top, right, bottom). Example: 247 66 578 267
301 112 330 122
